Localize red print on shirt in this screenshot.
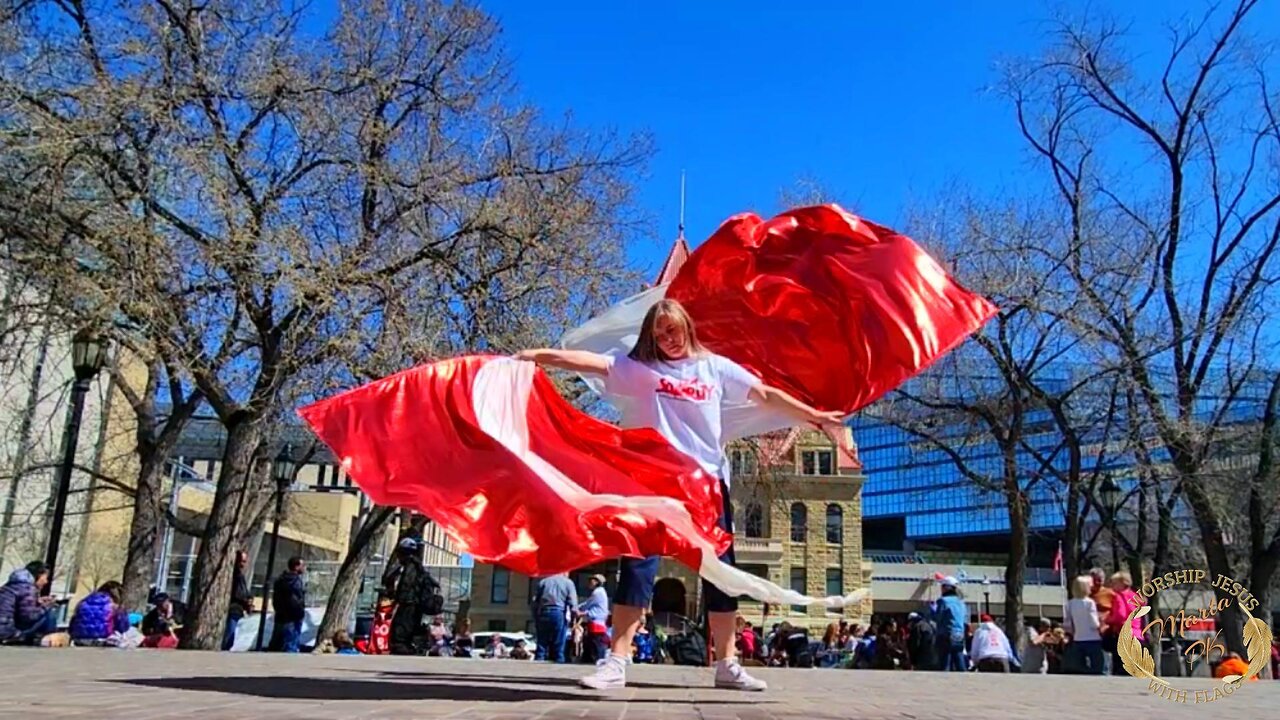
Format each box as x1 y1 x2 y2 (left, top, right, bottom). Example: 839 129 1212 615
656 377 713 402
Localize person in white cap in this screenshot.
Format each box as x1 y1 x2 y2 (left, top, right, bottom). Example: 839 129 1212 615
929 576 969 671
577 574 610 663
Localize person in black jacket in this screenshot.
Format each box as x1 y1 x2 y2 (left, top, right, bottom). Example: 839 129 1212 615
906 612 939 670
223 550 254 651
385 538 439 655
142 593 175 637
268 557 307 652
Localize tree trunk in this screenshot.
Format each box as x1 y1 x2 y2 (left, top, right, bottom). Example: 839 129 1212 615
1248 555 1276 679
120 455 166 611
1173 442 1250 655
1127 477 1148 588
0 318 52 557
179 417 265 649
1061 428 1083 597
1003 452 1028 656
1149 484 1176 622
316 505 396 644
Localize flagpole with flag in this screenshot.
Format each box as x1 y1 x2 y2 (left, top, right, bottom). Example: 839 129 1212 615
1053 540 1066 611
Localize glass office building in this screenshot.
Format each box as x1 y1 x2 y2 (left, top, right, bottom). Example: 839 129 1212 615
852 408 1070 560
850 370 1269 563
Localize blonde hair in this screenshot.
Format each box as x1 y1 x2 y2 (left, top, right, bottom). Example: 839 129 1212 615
1072 576 1093 598
1110 571 1132 588
629 299 706 363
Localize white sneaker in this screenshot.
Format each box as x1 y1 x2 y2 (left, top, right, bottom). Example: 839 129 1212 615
580 654 627 690
714 658 767 691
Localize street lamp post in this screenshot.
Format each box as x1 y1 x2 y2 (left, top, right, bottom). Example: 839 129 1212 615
1099 475 1122 571
981 577 991 617
254 444 296 651
44 329 107 591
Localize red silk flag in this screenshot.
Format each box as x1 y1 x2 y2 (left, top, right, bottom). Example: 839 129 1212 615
666 205 998 415
300 356 728 575
302 204 994 608
300 356 866 607
562 205 998 440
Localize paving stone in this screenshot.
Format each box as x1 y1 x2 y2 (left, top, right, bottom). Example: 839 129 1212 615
0 648 1276 719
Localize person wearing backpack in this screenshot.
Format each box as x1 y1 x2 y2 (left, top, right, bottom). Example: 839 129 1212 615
930 576 969 671
386 538 441 655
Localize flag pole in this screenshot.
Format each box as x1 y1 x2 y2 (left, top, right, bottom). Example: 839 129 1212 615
1058 540 1067 609
678 170 687 237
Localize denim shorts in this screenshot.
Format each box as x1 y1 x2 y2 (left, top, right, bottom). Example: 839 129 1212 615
615 477 738 614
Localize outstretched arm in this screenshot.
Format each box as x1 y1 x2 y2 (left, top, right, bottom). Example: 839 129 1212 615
748 384 842 426
748 384 852 454
514 349 610 376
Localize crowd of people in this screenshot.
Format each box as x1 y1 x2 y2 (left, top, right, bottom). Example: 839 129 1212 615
0 549 302 652
729 568 1280 679
4 549 1280 682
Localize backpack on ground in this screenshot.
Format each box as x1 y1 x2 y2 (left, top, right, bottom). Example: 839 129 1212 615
665 630 707 666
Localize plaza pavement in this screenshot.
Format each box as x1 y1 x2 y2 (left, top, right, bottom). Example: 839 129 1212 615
1 648 1276 719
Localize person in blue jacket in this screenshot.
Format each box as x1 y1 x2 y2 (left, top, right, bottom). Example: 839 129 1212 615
69 581 132 643
0 562 59 644
268 557 307 652
930 576 969 672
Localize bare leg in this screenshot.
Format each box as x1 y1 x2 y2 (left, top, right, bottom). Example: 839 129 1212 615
609 604 645 657
709 611 738 662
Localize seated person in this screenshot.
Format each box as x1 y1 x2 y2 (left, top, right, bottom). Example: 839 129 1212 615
487 633 510 659
510 639 531 660
141 619 179 649
332 629 361 655
69 581 131 644
0 562 59 645
141 593 175 637
782 625 813 668
452 619 473 657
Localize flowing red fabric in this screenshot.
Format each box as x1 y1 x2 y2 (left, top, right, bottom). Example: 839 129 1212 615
666 205 998 415
298 356 730 576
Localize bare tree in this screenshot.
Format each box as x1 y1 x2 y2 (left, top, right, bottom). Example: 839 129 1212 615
871 195 1128 649
0 0 648 648
1006 0 1280 652
112 358 204 610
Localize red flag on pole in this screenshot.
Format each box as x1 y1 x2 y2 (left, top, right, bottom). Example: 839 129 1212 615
1053 541 1064 573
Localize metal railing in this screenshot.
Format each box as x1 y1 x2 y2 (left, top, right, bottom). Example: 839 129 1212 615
863 551 1010 565
868 567 1064 586
155 556 473 611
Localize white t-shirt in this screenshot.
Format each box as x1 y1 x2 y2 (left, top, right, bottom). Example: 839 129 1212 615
603 351 760 480
1063 598 1101 642
970 622 1014 662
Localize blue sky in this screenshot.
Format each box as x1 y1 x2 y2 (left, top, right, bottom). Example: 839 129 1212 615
479 0 1044 273
473 0 1261 276
296 1 1280 278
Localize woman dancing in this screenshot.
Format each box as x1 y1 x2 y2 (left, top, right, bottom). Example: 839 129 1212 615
516 299 845 691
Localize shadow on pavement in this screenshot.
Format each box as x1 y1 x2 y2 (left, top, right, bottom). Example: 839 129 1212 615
112 676 766 704
360 668 700 691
